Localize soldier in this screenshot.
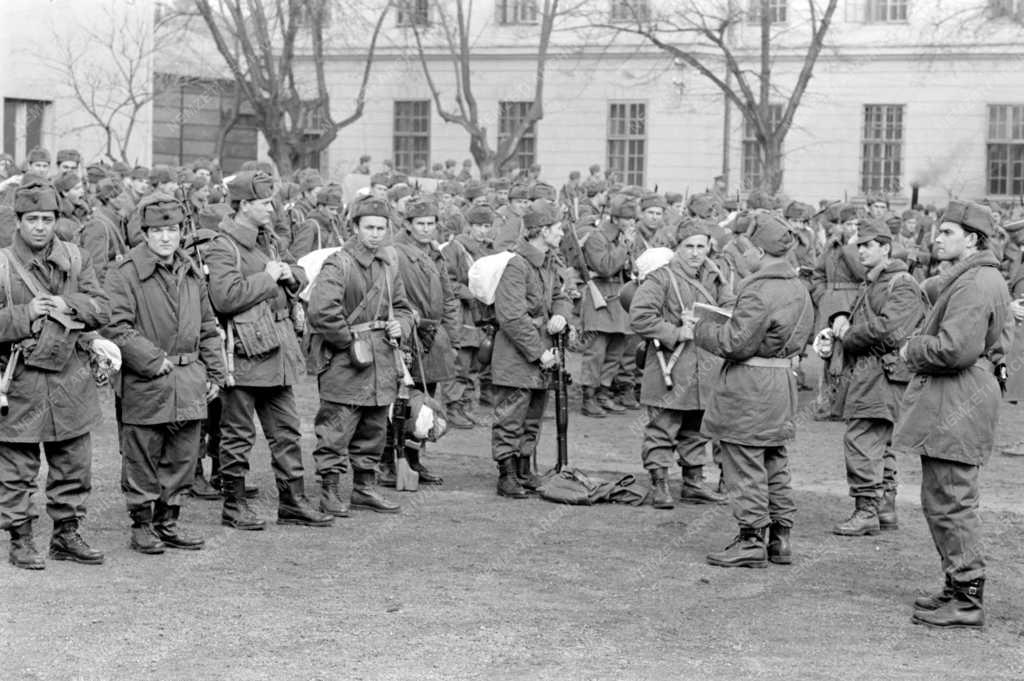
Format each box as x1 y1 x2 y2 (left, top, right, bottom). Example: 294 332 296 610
630 221 732 508
79 178 129 285
442 204 494 428
492 184 530 251
290 183 345 259
56 149 81 175
103 193 226 554
820 220 927 536
286 169 322 245
205 170 332 530
353 155 372 175
0 178 111 569
693 213 813 568
490 199 572 498
25 147 51 178
53 171 90 243
578 196 634 417
307 197 414 516
895 201 1009 629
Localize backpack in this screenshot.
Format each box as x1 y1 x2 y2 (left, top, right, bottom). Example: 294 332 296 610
468 251 517 305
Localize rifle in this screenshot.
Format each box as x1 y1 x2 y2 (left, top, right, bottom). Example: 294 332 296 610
553 329 570 473
0 345 22 416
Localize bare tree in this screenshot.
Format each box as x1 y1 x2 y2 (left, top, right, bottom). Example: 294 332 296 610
408 0 561 179
588 0 839 193
194 0 390 176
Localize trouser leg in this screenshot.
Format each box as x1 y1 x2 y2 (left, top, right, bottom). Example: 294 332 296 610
641 407 681 471
42 434 92 524
516 389 548 463
920 455 985 583
675 409 709 469
313 400 358 476
599 333 626 388
159 421 202 507
218 386 258 480
765 445 796 528
446 347 478 407
349 406 389 474
0 441 42 531
842 417 890 500
121 423 163 510
718 440 770 530
491 386 531 462
613 334 640 393
579 332 609 388
253 386 305 483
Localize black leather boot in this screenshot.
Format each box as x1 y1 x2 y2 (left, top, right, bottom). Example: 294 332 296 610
497 458 527 499
650 468 674 509
516 456 542 492
190 459 221 500
50 519 104 565
221 475 266 531
767 522 792 565
378 446 397 488
406 442 443 485
706 527 768 568
679 465 726 505
596 387 626 413
878 488 898 530
8 520 44 570
350 470 400 513
914 574 954 611
832 496 880 536
129 504 166 555
913 578 985 629
580 387 606 418
154 502 204 550
277 479 334 527
319 472 350 517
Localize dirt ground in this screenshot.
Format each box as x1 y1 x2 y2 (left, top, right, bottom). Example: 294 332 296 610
1 359 1023 681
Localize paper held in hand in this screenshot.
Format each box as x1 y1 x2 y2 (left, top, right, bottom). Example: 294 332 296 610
691 302 732 324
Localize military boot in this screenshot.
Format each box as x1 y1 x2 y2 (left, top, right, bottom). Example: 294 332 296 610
914 574 954 611
832 497 880 536
878 488 898 530
129 505 166 555
351 470 401 513
50 519 104 565
650 468 674 509
767 522 792 565
221 475 266 531
913 578 985 629
190 460 221 500
581 387 606 418
406 442 443 485
516 456 543 492
615 385 640 411
497 458 528 499
706 527 768 568
596 387 626 413
378 446 398 488
319 472 350 517
277 479 334 527
447 404 474 430
153 502 204 550
679 465 727 505
8 521 44 570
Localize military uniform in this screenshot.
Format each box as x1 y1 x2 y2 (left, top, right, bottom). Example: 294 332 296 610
290 187 345 259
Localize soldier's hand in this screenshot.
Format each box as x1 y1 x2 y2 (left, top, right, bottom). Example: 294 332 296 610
547 314 567 335
27 295 55 320
50 296 72 317
539 349 557 369
264 261 287 280
831 315 851 340
386 320 402 340
278 263 295 282
156 358 174 376
205 381 220 403
677 322 694 343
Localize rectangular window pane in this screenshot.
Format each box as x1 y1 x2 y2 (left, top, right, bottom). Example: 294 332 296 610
742 104 782 190
607 101 646 185
861 104 904 193
498 101 537 171
609 0 649 22
393 100 430 174
986 104 1024 195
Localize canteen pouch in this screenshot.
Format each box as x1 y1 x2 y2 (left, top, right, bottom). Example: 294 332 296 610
881 350 913 384
232 301 281 357
348 330 374 369
476 325 495 366
24 316 83 372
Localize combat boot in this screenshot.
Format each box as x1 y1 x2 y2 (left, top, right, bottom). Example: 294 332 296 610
50 519 104 565
679 465 727 505
277 479 334 527
319 472 350 517
497 458 528 499
914 574 954 611
351 470 401 513
220 475 266 531
190 458 221 500
378 447 397 488
8 521 44 570
153 503 204 550
581 387 606 418
406 442 443 485
615 386 640 411
650 468 674 509
767 522 792 565
832 497 880 536
878 488 899 530
516 456 543 492
596 387 626 413
913 578 985 629
446 404 474 430
129 505 166 555
706 527 768 568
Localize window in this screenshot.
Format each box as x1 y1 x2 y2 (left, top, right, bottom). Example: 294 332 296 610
396 0 430 26
607 102 646 186
747 0 787 24
295 2 332 29
497 0 538 24
861 104 904 194
865 0 907 22
393 100 430 175
609 0 650 23
2 98 50 163
742 104 783 190
986 105 1024 195
988 0 1024 20
498 102 537 171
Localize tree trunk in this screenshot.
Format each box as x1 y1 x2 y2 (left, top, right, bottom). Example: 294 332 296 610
761 135 783 193
265 135 294 178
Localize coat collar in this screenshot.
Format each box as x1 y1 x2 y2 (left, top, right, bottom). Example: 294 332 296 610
867 259 908 283
219 216 260 249
394 230 436 261
745 259 797 284
127 242 194 281
11 232 70 272
344 238 394 269
515 240 547 268
926 249 999 302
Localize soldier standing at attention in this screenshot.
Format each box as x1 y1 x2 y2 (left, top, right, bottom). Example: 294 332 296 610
693 213 813 568
894 201 1010 629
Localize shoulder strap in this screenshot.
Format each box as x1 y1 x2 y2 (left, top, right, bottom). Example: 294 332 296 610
5 247 47 298
66 242 82 293
667 267 717 309
0 250 10 309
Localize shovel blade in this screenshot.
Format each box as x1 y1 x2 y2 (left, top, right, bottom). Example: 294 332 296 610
396 458 419 491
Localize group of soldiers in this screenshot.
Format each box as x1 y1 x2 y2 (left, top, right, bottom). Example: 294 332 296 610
0 145 1014 632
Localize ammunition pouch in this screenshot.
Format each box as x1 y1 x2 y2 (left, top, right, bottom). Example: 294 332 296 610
231 302 284 358
24 315 84 372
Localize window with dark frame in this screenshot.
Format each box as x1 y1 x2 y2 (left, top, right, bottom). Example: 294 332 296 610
741 104 783 190
609 0 650 23
497 0 538 24
986 104 1024 196
2 98 50 162
746 0 787 24
988 0 1024 21
607 102 646 187
865 0 907 22
396 0 430 26
498 101 538 172
861 104 904 194
393 100 430 175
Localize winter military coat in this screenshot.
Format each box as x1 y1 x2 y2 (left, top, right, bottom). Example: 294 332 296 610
442 233 493 348
104 244 226 425
290 211 344 260
630 255 734 411
893 250 1012 465
0 234 110 442
833 260 927 422
693 260 814 447
1005 269 1024 400
393 231 459 383
811 237 866 332
492 241 572 389
306 240 414 406
492 206 524 252
79 204 128 286
579 221 631 334
205 218 306 388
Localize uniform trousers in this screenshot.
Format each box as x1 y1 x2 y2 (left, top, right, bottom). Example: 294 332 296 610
0 434 92 530
490 385 548 462
613 334 642 392
218 385 305 482
580 332 625 388
641 407 709 471
921 455 985 582
121 420 201 510
842 417 897 499
445 346 480 408
719 440 796 530
313 401 389 475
